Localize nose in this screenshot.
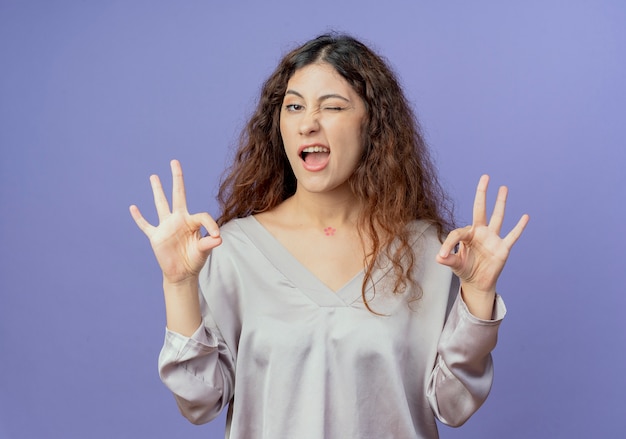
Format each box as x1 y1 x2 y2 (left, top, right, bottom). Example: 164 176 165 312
298 109 320 135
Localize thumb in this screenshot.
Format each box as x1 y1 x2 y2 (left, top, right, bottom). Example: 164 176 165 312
197 234 222 253
436 252 460 270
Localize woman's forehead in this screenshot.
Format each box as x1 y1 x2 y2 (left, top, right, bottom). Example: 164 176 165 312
286 63 356 96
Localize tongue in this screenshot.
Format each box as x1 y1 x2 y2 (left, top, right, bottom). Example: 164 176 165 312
304 152 330 165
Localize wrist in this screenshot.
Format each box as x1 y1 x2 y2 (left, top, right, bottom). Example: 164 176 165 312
460 282 496 320
163 275 198 291
162 276 202 337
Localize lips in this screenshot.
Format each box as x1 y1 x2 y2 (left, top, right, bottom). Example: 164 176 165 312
298 144 330 171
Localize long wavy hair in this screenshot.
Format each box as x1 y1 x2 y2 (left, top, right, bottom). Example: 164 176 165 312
217 33 454 311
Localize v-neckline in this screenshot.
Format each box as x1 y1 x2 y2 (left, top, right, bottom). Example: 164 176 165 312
235 216 382 307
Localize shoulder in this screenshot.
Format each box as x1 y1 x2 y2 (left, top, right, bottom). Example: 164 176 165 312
406 220 442 247
404 220 449 273
209 216 259 259
201 217 258 287
217 216 257 239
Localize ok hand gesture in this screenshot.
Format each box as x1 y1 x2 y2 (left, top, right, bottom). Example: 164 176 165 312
436 175 529 319
129 160 222 285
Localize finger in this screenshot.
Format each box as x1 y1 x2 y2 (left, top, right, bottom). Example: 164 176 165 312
150 174 171 221
438 225 472 258
191 212 222 252
190 212 221 238
129 205 155 236
502 214 530 248
472 175 490 227
170 159 188 213
488 185 508 235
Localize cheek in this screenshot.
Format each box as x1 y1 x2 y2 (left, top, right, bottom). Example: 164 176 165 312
279 117 297 145
348 125 366 156
280 125 298 164
279 125 291 155
279 116 286 140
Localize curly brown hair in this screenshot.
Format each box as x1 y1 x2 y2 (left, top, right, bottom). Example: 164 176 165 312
217 33 454 310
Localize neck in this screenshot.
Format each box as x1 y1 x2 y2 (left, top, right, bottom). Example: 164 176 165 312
286 185 361 228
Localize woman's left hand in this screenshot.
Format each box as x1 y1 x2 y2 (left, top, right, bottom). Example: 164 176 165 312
436 175 529 318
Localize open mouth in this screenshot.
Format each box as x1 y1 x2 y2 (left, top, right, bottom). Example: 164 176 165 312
300 145 330 165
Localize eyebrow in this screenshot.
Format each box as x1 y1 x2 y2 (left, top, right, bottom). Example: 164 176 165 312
284 90 351 103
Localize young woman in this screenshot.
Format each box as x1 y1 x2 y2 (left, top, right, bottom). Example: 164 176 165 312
130 34 529 439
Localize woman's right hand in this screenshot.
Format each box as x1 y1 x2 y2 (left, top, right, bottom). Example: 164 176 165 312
129 159 222 286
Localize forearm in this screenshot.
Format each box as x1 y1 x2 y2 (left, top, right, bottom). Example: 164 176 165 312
163 276 202 336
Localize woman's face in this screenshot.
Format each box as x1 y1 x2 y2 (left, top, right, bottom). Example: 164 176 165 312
280 62 366 195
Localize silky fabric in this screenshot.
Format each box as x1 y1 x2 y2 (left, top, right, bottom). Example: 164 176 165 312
158 217 506 438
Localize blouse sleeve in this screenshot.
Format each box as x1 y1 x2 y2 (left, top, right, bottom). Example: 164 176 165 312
158 316 236 425
426 292 506 427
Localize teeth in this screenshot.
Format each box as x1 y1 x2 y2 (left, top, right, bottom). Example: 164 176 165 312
302 146 330 153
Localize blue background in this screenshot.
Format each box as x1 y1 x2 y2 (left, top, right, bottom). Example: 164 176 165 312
1 1 624 438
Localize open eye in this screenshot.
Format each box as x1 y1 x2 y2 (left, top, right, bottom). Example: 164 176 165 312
285 104 304 112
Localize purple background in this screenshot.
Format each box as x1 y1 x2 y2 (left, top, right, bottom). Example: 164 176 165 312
1 1 624 438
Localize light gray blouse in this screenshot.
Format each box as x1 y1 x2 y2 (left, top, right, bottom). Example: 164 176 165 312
158 217 506 439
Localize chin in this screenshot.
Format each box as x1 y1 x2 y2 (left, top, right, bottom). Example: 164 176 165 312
297 179 351 196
